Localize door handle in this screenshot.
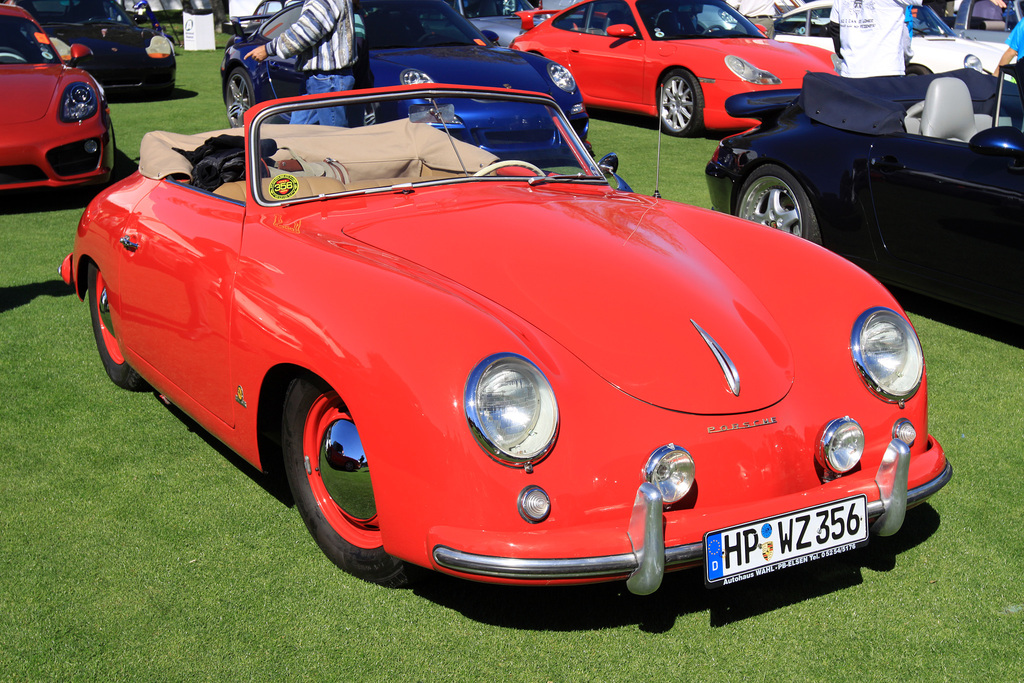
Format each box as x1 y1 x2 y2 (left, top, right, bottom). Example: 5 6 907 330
870 155 904 172
119 236 139 252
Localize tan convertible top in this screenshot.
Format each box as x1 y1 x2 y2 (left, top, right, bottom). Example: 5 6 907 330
138 119 499 199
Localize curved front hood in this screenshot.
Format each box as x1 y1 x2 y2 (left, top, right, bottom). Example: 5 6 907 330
45 22 154 60
1 65 64 123
372 45 550 91
345 186 794 414
658 38 834 79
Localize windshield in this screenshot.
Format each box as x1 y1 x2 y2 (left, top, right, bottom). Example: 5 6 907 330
635 0 763 39
455 0 534 19
364 0 488 48
909 5 956 36
0 14 63 64
248 89 603 205
29 0 134 25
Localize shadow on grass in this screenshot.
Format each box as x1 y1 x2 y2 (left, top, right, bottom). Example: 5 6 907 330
411 504 942 632
0 279 76 313
107 86 199 104
890 286 1023 350
588 107 730 142
153 393 294 507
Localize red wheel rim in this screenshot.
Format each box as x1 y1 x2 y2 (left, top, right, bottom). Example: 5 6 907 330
303 392 382 549
94 270 125 365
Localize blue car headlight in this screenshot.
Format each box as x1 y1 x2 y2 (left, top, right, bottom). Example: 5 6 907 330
60 82 98 122
400 68 433 85
547 62 576 93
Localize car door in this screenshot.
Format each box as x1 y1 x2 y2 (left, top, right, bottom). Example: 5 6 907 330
118 182 244 426
549 0 646 106
262 4 303 99
866 134 1024 301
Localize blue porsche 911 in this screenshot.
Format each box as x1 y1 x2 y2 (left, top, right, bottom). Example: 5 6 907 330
221 0 590 152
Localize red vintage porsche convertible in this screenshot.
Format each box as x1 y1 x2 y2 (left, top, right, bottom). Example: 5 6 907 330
511 0 836 137
61 85 950 594
0 4 114 191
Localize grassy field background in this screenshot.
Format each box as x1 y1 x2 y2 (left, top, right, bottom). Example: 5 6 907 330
1 44 1023 681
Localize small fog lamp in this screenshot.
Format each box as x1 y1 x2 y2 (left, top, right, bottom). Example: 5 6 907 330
818 417 864 474
893 418 917 447
518 486 550 523
643 444 695 504
84 139 99 154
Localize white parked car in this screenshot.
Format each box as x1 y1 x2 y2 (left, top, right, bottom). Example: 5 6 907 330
773 0 1006 75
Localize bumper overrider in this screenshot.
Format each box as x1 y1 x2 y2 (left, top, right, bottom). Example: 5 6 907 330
432 437 952 595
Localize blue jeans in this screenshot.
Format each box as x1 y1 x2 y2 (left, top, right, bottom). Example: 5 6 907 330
290 72 356 127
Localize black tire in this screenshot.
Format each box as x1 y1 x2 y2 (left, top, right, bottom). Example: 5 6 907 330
905 64 932 76
735 164 822 245
225 66 255 128
281 376 410 587
659 68 704 137
87 264 146 391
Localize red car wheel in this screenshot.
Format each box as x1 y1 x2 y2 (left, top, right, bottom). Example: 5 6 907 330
87 264 146 391
282 376 410 586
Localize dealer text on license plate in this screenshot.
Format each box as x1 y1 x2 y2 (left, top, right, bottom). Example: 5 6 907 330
704 495 869 587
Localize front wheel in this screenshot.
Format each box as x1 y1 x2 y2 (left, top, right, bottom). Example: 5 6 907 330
88 264 146 391
281 376 411 586
735 164 822 244
225 66 255 128
659 68 704 137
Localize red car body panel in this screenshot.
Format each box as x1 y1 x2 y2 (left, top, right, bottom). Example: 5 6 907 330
64 86 948 592
511 0 835 130
0 6 114 191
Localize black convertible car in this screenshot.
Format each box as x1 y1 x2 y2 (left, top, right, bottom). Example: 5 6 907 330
706 66 1024 326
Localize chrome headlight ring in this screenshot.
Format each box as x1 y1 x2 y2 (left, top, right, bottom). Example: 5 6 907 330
851 307 924 404
465 353 559 467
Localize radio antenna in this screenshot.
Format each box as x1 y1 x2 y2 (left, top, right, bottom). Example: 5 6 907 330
653 84 663 199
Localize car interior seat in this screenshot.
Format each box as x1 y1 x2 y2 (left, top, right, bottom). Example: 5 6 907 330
653 10 680 35
916 77 982 142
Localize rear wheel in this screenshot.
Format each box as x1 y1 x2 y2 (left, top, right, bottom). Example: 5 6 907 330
659 68 704 137
281 376 410 586
225 66 255 128
736 164 822 244
905 64 932 76
88 264 146 391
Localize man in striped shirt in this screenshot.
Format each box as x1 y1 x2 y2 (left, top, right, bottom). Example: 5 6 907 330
245 0 357 126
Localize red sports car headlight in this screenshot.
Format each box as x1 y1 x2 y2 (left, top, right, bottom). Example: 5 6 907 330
851 307 923 403
465 353 559 467
60 82 98 122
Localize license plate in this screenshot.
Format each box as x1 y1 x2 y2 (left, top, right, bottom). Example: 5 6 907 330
704 495 869 588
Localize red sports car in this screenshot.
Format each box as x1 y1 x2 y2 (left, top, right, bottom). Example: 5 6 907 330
61 84 950 594
511 0 836 136
0 4 114 191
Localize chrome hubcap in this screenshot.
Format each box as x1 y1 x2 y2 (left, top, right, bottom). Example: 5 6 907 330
98 286 115 335
319 418 376 521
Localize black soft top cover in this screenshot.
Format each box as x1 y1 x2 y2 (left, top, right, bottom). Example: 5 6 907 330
798 69 999 135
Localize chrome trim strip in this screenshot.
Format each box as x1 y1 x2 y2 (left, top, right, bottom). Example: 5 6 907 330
431 461 953 586
691 320 740 396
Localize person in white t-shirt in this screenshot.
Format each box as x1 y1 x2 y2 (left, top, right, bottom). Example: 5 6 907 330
829 0 922 77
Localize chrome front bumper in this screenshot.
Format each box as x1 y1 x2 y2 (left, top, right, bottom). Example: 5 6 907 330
432 439 952 595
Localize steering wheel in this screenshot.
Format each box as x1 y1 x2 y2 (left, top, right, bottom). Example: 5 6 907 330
703 25 726 35
473 160 545 177
416 31 443 44
0 50 27 63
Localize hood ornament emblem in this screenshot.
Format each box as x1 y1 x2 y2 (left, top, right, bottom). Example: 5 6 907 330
692 320 740 397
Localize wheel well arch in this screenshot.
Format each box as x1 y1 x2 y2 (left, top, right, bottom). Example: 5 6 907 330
73 254 98 300
221 59 244 98
254 363 329 478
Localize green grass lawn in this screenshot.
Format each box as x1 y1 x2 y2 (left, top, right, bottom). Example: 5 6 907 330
1 46 1022 682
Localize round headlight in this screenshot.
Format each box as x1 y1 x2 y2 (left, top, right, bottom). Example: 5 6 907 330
964 54 983 72
851 307 924 402
547 62 576 92
817 417 864 474
643 444 695 503
465 354 558 465
400 68 433 85
724 55 781 85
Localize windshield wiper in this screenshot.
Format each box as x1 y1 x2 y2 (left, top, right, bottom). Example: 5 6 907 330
527 173 605 186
